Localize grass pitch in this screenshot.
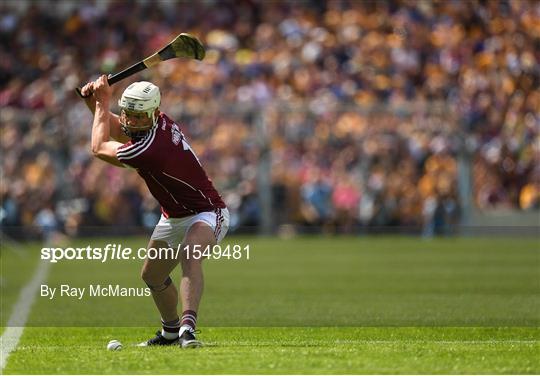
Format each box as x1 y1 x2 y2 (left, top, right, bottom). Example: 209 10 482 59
1 235 539 374
3 327 538 374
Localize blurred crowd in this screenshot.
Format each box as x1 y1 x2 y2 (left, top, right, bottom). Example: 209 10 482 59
1 0 539 239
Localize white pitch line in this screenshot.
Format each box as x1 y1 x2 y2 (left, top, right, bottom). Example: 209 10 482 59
1 260 51 371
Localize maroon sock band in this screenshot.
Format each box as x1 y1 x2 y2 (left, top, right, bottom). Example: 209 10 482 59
161 317 181 333
181 310 197 329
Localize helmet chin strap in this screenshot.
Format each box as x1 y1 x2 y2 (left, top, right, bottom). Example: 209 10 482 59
151 110 158 128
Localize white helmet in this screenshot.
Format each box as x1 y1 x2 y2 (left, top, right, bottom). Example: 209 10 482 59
118 81 161 133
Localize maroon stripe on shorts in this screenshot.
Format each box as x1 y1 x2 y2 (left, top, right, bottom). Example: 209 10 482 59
214 209 223 240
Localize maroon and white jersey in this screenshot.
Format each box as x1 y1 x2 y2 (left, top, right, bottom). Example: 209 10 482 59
116 113 226 218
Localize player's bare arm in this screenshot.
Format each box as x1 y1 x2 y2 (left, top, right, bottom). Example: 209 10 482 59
80 81 130 144
90 75 125 167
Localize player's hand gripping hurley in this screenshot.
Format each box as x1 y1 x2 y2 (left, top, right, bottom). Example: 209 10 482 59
75 33 205 98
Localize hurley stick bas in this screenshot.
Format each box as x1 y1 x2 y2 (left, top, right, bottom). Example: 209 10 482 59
75 33 205 98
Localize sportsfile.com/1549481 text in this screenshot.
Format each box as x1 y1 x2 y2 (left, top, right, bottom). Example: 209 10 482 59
40 243 250 263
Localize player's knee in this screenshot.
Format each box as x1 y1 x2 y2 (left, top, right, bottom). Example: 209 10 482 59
140 265 165 285
141 269 172 292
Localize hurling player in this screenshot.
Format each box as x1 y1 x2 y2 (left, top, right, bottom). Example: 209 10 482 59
81 75 229 347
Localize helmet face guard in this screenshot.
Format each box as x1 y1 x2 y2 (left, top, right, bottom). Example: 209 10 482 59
119 109 156 139
118 81 161 139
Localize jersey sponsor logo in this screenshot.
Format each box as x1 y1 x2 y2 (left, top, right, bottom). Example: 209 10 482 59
171 123 182 146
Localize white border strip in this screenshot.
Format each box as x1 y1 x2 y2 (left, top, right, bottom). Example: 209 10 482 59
1 260 51 371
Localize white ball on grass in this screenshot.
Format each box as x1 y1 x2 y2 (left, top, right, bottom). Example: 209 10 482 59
107 339 123 351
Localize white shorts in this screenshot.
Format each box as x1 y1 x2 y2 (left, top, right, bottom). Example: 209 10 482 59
151 208 229 248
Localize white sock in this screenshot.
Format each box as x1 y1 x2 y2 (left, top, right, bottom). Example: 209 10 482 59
161 329 179 340
179 325 194 336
